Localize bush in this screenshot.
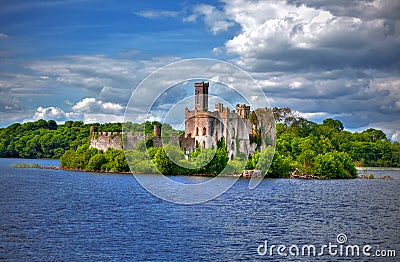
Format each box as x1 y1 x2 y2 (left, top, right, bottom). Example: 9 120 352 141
314 151 357 179
87 154 106 171
267 151 293 177
60 150 76 168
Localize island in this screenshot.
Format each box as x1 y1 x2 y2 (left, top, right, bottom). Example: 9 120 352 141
1 83 399 179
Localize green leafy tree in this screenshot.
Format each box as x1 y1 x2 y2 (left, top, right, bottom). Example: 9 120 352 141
60 150 77 168
87 154 107 171
322 118 344 132
362 128 387 142
153 147 172 175
314 151 357 179
206 146 229 175
266 150 293 177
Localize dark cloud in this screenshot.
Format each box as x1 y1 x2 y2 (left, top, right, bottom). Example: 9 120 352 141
289 0 400 20
203 0 400 140
214 0 399 74
0 89 26 126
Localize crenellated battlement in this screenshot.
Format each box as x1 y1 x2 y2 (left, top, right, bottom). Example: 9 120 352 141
91 131 121 137
90 132 123 151
89 127 179 152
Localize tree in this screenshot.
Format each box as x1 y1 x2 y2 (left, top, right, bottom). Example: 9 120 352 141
60 150 76 168
322 118 344 131
206 144 229 174
362 128 387 142
47 120 58 130
314 151 357 179
273 107 305 136
245 151 260 170
87 154 107 171
249 111 258 128
113 151 129 172
153 147 172 175
391 142 400 167
297 149 315 174
267 150 293 177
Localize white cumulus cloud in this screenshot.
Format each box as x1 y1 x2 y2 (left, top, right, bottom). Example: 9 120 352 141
184 4 235 35
72 97 124 114
30 98 125 124
33 106 77 121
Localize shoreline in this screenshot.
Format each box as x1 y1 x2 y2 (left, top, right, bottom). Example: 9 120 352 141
41 166 398 180
6 158 398 179
42 165 248 178
356 166 400 171
14 164 393 180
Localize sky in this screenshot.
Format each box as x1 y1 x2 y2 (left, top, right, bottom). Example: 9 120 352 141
0 0 399 140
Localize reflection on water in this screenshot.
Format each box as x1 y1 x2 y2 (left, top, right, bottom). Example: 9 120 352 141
0 158 399 261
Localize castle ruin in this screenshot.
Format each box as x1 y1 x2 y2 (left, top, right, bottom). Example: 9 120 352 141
90 82 269 160
180 82 260 159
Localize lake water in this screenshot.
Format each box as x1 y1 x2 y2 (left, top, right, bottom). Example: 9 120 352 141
0 158 399 261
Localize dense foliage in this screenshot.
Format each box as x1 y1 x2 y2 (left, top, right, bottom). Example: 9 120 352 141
267 108 400 178
60 137 229 175
60 145 129 172
0 120 125 159
0 120 89 159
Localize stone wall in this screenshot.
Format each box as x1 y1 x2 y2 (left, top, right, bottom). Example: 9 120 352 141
90 131 176 151
90 132 122 151
122 132 146 150
90 132 148 151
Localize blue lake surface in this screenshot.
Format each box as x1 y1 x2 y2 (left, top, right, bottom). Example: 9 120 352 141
0 158 399 261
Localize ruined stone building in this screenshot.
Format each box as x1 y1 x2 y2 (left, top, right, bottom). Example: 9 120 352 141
89 131 123 152
90 82 271 159
180 82 259 160
89 125 168 152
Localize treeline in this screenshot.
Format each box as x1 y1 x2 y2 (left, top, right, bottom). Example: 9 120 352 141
0 120 88 159
272 108 400 170
0 120 126 159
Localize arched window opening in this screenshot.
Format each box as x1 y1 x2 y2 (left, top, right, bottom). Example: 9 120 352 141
202 141 206 148
202 127 207 136
195 140 199 148
196 127 199 136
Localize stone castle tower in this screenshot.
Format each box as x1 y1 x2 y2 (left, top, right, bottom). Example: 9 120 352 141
194 81 209 112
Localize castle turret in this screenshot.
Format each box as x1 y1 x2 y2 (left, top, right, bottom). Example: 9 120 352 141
236 104 250 119
194 82 209 112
